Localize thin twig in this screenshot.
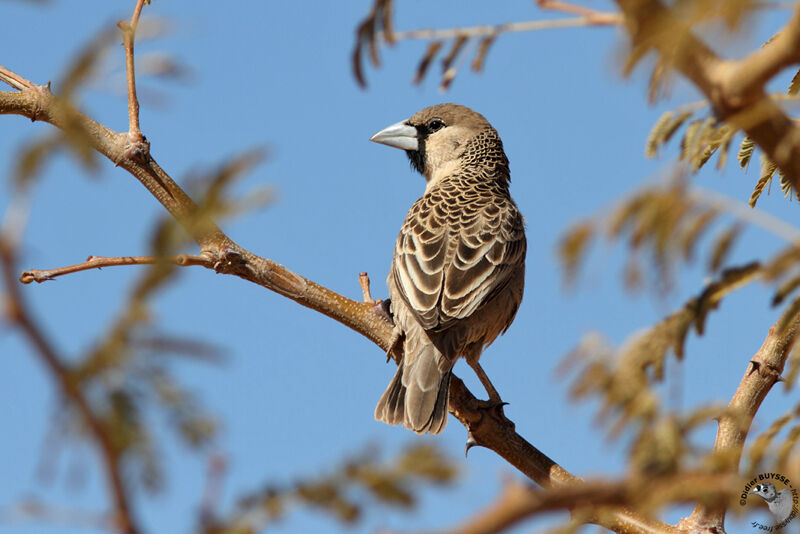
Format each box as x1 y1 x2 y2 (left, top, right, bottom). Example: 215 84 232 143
19 254 210 284
536 0 620 20
690 187 800 245
386 15 621 43
0 65 35 91
117 0 147 139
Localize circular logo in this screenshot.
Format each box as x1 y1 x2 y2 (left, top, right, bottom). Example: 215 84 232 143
740 473 798 531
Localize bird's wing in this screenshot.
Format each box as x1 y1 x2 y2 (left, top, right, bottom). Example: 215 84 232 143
392 197 449 330
392 194 525 331
440 205 525 325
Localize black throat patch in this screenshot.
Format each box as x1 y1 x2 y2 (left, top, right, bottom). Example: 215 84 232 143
405 127 426 175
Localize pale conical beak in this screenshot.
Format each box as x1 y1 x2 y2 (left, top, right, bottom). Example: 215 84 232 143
370 120 419 151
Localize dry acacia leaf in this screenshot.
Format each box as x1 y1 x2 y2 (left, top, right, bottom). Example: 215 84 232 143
645 110 693 158
690 262 761 335
414 41 443 85
707 224 741 273
790 68 800 96
763 247 800 281
58 25 117 99
352 0 394 87
750 172 773 208
777 293 800 334
748 411 795 473
738 135 755 169
772 275 800 307
779 170 798 201
694 123 734 171
648 60 671 104
441 35 468 73
680 209 717 261
471 34 497 73
558 222 595 286
785 346 800 392
716 127 735 170
777 424 800 469
679 119 703 162
381 0 395 44
13 134 61 189
689 118 717 170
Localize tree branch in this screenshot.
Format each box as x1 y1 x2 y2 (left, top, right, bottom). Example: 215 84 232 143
0 56 676 534
0 238 140 534
615 0 800 190
388 15 620 42
19 254 210 284
440 471 746 534
682 314 800 532
117 0 147 140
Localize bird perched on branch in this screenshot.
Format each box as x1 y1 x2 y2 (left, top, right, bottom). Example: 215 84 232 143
749 482 793 524
370 103 526 434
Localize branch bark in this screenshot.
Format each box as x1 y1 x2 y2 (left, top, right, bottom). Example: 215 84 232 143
682 315 800 532
0 65 677 533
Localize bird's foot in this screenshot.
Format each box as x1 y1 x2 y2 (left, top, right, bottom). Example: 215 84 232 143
464 399 512 457
358 272 393 324
375 298 393 325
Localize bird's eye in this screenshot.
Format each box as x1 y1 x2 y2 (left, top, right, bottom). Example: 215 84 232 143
427 119 445 132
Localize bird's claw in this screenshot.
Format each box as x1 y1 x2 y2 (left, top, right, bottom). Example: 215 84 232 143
375 298 394 325
465 431 478 456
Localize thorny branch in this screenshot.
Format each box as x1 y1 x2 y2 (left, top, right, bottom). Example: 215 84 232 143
683 314 800 532
442 473 746 534
3 1 800 532
0 23 676 534
0 70 619 529
0 26 656 534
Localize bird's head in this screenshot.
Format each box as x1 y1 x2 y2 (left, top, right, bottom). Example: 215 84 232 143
370 103 508 186
750 483 778 502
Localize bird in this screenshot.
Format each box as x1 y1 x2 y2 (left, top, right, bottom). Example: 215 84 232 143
369 103 526 434
749 482 793 524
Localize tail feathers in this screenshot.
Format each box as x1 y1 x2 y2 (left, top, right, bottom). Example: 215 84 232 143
375 346 451 434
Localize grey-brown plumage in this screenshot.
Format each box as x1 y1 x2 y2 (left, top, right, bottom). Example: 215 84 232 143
370 104 526 434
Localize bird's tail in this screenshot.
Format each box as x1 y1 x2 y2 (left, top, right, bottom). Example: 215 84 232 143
374 343 451 434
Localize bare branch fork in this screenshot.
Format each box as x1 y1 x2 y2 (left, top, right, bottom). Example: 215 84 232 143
615 0 800 190
2 2 797 534
0 4 629 534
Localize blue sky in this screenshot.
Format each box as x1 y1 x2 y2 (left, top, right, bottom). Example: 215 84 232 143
1 1 797 533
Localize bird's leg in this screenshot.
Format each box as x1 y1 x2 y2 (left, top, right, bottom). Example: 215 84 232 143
464 361 511 456
467 360 503 405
